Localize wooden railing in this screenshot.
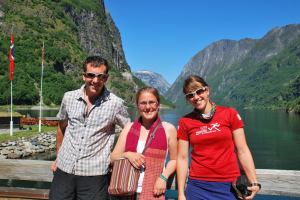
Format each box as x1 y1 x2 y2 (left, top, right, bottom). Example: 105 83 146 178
0 160 52 200
0 159 300 199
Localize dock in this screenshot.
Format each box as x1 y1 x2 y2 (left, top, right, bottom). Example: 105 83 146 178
0 159 52 200
0 159 299 199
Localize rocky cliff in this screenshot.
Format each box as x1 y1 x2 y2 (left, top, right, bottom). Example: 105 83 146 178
133 70 170 95
64 3 129 72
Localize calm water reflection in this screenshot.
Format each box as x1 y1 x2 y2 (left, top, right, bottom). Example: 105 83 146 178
241 109 300 170
17 107 300 170
159 108 300 170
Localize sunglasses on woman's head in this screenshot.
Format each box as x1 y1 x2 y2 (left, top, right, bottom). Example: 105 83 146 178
84 72 108 80
185 87 207 99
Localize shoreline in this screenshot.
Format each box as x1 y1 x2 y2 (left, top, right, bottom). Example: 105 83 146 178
0 105 60 111
0 131 56 159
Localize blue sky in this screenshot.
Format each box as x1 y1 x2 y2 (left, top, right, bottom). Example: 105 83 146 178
104 0 300 84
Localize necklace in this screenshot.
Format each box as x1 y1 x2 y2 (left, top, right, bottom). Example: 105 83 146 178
194 102 216 120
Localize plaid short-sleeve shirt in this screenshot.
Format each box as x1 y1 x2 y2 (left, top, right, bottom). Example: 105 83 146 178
56 85 130 176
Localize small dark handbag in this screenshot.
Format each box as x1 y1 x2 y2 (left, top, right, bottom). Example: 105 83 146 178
108 122 161 196
232 174 252 198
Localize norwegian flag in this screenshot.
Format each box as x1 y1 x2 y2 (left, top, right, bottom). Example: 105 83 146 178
9 34 15 81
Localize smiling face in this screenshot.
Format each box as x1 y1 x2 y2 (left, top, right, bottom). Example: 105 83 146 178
186 84 211 113
82 63 108 98
137 91 160 123
183 75 212 114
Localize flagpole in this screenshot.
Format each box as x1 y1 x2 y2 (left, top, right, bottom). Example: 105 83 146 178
9 32 14 137
38 42 44 133
10 80 13 136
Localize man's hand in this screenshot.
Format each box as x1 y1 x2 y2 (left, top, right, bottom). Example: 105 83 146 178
51 160 57 172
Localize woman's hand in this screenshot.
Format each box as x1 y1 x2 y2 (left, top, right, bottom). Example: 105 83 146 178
178 193 186 200
244 185 260 200
153 176 167 197
124 152 145 169
233 128 261 200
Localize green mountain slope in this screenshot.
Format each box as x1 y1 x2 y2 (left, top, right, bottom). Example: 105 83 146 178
167 24 300 112
0 0 137 106
213 36 300 110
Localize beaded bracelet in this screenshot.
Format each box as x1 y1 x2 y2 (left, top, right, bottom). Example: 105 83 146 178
159 173 168 182
250 183 262 189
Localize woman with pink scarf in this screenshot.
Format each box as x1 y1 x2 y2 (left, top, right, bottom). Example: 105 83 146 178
111 87 177 200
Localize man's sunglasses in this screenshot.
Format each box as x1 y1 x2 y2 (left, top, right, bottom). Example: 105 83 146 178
84 72 108 80
185 87 207 99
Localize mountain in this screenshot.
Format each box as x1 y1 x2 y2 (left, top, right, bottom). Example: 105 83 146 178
0 0 140 106
166 24 300 111
133 70 170 95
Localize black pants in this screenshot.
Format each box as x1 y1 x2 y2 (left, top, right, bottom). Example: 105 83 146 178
49 168 109 200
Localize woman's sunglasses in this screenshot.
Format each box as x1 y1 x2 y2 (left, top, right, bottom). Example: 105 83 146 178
185 87 207 99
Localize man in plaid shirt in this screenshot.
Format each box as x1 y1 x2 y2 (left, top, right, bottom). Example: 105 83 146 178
49 56 130 200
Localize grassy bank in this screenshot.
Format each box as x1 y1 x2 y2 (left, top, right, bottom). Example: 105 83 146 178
0 125 56 143
0 105 60 111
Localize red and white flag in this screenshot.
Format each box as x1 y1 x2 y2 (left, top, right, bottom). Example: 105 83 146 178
9 34 14 81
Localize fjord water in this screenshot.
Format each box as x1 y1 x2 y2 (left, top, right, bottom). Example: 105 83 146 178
158 108 300 170
18 108 300 170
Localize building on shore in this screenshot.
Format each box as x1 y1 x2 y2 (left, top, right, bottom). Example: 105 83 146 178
0 112 23 129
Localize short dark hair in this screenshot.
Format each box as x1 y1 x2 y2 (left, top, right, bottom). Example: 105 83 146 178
183 75 208 94
83 56 110 73
136 87 160 105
